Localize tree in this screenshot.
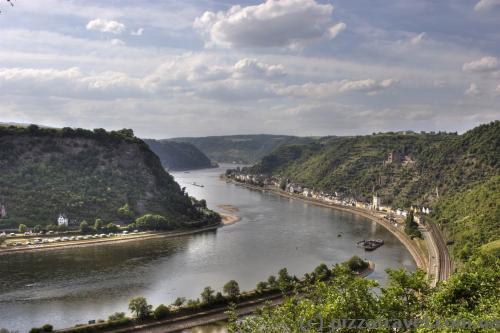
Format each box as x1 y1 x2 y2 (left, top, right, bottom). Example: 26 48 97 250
345 256 368 273
404 211 422 238
200 286 215 304
134 214 171 231
0 235 5 246
277 268 293 290
33 225 43 233
105 223 120 233
128 297 152 319
153 304 170 320
267 275 277 289
223 280 240 299
313 262 331 280
256 281 268 293
94 219 103 231
79 221 92 234
172 297 186 307
57 224 68 232
18 224 27 233
108 312 126 322
117 203 134 223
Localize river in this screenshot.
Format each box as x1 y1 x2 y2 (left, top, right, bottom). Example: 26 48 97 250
0 165 415 332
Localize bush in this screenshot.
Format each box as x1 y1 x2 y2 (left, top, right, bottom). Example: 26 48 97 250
153 304 170 320
108 312 126 322
346 256 369 272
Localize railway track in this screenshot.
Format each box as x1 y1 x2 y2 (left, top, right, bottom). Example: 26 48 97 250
427 220 453 281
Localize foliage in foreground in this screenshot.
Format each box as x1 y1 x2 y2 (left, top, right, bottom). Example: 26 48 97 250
229 255 500 333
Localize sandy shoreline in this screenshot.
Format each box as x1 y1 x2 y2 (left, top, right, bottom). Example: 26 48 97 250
225 178 427 272
217 204 241 225
0 224 220 256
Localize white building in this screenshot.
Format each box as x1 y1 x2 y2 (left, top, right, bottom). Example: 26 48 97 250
372 195 381 210
57 214 69 226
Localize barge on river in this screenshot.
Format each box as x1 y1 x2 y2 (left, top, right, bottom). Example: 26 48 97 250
357 239 384 251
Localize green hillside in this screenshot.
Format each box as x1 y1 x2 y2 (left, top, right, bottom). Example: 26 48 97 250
144 139 216 171
432 176 500 261
169 134 314 164
0 125 218 228
251 121 499 208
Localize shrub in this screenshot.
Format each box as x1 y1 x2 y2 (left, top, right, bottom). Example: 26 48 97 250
153 304 170 320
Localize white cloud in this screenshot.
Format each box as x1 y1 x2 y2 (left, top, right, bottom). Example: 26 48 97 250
463 56 498 72
232 58 286 79
495 84 500 94
465 83 481 96
474 0 500 11
193 0 339 48
328 22 346 40
410 32 426 45
273 78 398 98
110 39 125 46
86 18 126 34
131 28 144 36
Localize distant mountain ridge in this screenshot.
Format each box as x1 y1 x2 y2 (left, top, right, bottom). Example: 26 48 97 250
144 139 217 171
0 125 217 228
169 134 315 164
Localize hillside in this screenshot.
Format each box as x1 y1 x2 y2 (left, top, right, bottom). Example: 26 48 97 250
432 176 500 261
251 122 499 208
169 134 314 164
0 125 217 228
144 139 216 171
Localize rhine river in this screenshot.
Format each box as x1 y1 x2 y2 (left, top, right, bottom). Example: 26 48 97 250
0 165 415 332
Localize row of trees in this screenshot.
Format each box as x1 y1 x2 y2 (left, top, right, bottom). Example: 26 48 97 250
228 253 500 332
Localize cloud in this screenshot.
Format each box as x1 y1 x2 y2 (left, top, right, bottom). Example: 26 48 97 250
232 58 286 79
193 0 340 48
273 78 398 98
410 32 426 45
0 66 147 99
474 0 500 11
495 84 500 94
86 18 126 34
110 39 125 46
131 28 144 36
328 22 346 40
463 56 498 72
465 83 481 96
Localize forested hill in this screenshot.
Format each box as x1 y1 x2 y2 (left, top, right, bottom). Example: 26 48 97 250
144 139 216 171
0 125 213 228
169 134 315 164
251 121 499 208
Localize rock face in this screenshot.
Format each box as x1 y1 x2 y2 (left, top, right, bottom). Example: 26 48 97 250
0 126 211 227
144 139 216 171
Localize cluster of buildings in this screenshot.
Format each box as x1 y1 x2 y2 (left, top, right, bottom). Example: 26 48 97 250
227 171 432 222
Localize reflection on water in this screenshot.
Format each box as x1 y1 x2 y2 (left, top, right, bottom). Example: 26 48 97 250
0 165 415 332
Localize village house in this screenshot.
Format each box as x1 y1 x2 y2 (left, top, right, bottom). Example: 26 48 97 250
302 188 313 197
57 214 69 226
372 194 381 210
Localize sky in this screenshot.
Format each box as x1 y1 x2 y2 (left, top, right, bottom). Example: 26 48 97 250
0 0 499 138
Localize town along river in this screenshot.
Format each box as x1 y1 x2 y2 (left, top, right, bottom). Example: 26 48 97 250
0 165 415 332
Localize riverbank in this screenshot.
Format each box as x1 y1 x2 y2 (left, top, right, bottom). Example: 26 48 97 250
0 224 221 256
224 178 428 273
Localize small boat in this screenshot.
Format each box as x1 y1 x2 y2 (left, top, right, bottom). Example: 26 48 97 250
192 182 205 187
357 239 384 251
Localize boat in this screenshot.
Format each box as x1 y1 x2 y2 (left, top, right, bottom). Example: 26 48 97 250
192 182 205 188
356 239 384 251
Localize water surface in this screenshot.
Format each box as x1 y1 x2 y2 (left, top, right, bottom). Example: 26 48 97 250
0 165 415 332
